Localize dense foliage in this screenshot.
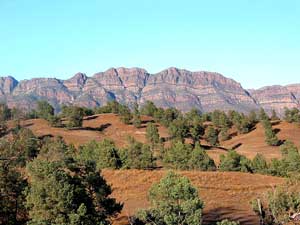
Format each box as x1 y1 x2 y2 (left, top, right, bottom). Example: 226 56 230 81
133 171 204 225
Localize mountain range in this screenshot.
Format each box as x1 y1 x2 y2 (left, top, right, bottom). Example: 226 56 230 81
0 67 299 115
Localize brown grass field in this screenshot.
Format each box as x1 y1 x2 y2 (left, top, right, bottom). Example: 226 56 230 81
102 170 283 225
13 114 300 224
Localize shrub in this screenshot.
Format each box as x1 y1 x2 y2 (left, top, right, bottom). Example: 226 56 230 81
140 101 158 117
217 219 240 225
65 106 84 128
146 122 160 150
219 150 252 172
252 176 300 225
163 141 192 170
78 139 122 170
118 104 133 124
120 137 155 169
26 158 122 225
36 100 54 119
251 154 269 174
284 107 300 123
262 119 280 146
205 126 219 146
134 171 204 225
188 143 216 171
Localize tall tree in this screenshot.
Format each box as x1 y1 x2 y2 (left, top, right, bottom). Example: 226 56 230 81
26 158 122 225
36 100 54 120
146 122 160 150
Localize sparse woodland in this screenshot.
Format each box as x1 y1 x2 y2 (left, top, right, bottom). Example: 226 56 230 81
1 100 300 224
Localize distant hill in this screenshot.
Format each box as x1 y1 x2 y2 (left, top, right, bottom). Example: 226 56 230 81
1 67 299 114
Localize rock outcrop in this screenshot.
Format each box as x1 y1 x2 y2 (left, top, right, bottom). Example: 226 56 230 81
0 67 299 115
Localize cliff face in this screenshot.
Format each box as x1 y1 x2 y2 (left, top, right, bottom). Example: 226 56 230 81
0 67 299 114
249 85 300 115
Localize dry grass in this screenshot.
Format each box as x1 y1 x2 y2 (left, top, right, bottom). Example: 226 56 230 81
102 169 284 225
11 115 300 224
218 121 300 161
18 114 169 148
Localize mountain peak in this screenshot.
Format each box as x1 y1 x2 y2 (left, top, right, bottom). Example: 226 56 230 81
0 67 298 115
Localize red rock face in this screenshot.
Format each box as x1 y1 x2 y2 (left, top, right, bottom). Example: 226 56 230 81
0 67 299 115
249 85 300 115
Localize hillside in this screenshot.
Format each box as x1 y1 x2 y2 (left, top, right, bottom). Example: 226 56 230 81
102 170 283 225
1 67 299 114
6 113 300 224
19 114 300 163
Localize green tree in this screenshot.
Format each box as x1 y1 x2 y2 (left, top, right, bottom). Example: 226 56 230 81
0 157 28 225
262 119 279 146
120 137 155 169
47 115 62 127
252 176 300 225
205 126 219 146
248 110 258 125
219 127 230 141
78 139 121 170
134 171 204 225
160 108 181 126
119 104 133 124
36 100 54 120
187 114 205 145
25 158 122 225
163 141 192 169
219 150 252 173
168 118 189 142
26 160 122 225
270 109 279 121
259 108 269 121
269 141 300 177
0 103 11 121
146 122 160 150
188 143 216 171
251 154 269 174
65 106 84 128
217 220 240 225
132 103 142 128
284 107 300 123
140 101 158 117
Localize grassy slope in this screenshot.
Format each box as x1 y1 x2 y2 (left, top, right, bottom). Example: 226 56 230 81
14 114 300 224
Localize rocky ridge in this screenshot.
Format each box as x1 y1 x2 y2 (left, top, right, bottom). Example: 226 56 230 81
0 67 299 114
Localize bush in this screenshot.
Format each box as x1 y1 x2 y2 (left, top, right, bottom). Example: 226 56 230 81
262 119 280 146
47 115 62 127
78 139 122 170
219 150 252 172
146 122 160 149
134 171 204 225
252 176 300 225
205 126 219 146
64 106 85 128
118 104 133 124
284 107 300 123
36 100 54 119
120 137 155 169
269 141 300 177
26 158 122 225
168 118 189 142
140 101 158 117
163 141 216 171
188 143 216 171
219 127 230 141
132 103 142 128
217 219 240 225
163 141 192 170
251 154 269 174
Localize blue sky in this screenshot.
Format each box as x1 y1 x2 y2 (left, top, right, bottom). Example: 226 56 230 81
0 0 299 88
